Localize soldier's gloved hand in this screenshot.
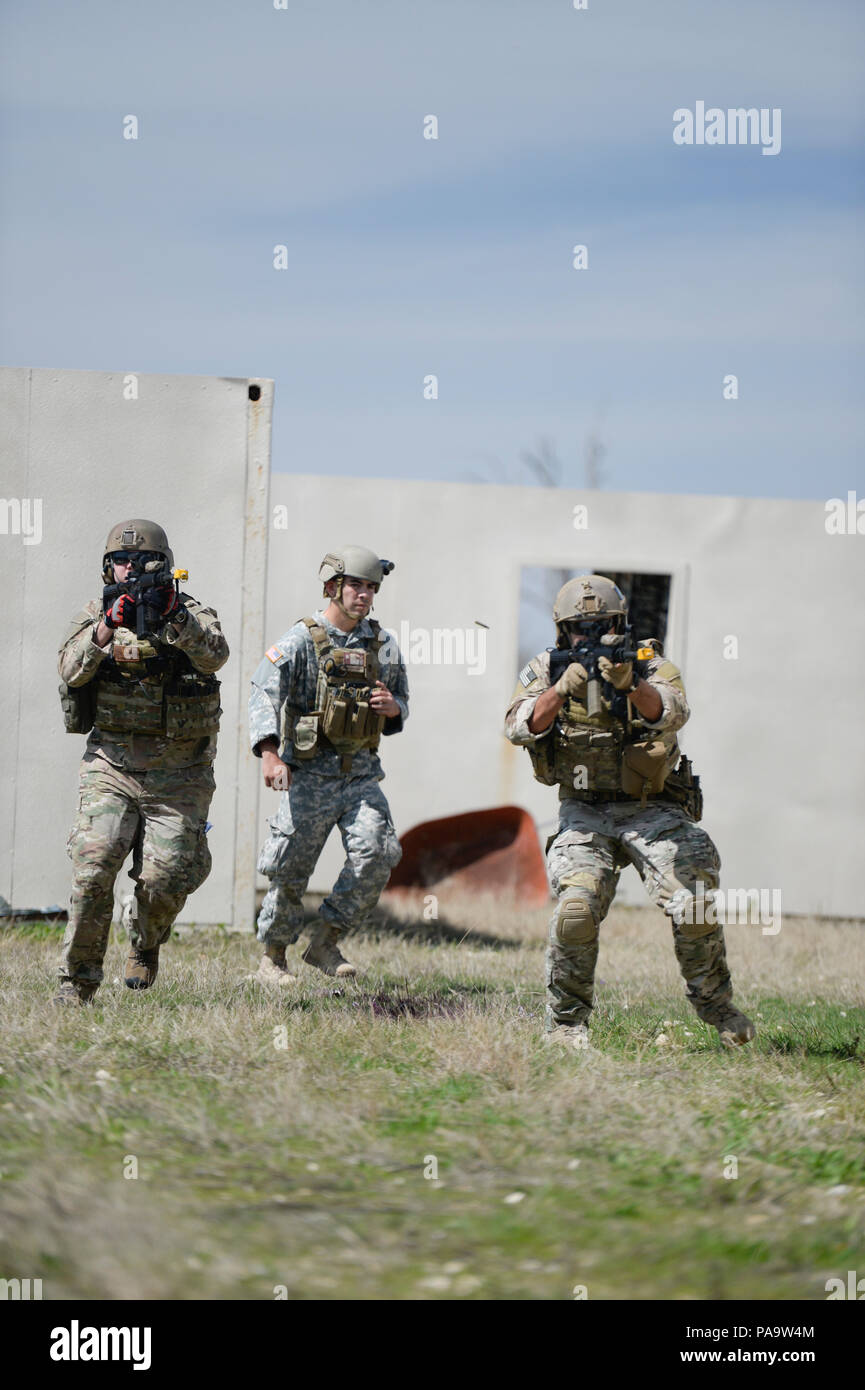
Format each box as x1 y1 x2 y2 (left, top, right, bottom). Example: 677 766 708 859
104 593 136 630
155 585 182 620
598 654 633 690
554 661 589 699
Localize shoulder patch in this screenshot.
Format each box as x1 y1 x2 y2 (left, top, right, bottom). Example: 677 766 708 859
519 662 536 687
266 645 284 665
653 659 682 683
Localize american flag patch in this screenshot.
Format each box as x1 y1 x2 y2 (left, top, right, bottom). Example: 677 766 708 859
266 645 282 664
519 663 536 687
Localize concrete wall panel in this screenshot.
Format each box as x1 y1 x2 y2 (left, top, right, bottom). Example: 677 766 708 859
0 366 271 926
263 477 864 919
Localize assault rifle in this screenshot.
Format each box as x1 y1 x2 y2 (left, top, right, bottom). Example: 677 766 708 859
549 622 655 718
103 558 188 641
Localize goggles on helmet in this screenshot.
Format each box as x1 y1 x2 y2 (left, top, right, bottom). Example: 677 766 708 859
108 550 165 566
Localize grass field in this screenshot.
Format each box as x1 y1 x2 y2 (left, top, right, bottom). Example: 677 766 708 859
1 894 863 1301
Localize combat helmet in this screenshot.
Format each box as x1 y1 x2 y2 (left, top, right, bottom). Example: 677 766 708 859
553 574 627 641
102 520 174 583
319 545 394 595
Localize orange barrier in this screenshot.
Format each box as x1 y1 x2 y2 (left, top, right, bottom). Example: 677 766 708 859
386 805 549 905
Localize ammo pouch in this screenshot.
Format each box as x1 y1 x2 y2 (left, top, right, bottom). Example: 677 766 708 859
621 738 670 806
554 723 622 793
164 673 222 737
317 653 386 752
59 681 96 735
292 616 389 764
663 755 704 822
526 703 625 794
91 658 221 738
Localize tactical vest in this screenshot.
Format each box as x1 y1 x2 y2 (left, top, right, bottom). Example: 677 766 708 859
88 628 221 738
528 645 680 806
284 616 388 772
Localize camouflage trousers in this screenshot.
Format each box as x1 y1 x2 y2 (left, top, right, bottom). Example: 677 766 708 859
545 798 732 1030
59 754 215 984
256 767 403 945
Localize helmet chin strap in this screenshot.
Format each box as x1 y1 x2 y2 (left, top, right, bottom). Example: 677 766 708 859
327 576 353 620
327 576 374 621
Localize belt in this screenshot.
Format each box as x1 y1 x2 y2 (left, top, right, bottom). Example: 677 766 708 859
568 790 667 805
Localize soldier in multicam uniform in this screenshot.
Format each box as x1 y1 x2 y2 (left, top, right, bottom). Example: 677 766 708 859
249 545 408 984
55 520 229 1004
504 574 754 1051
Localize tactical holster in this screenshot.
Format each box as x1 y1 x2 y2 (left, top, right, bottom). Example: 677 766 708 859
662 755 704 821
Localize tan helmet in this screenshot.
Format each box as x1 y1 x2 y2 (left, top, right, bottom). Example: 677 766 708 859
319 545 394 592
102 519 174 582
553 574 627 629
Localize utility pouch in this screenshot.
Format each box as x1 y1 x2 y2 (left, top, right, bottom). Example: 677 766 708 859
59 681 95 735
622 738 670 805
663 755 704 822
291 713 320 760
526 733 558 786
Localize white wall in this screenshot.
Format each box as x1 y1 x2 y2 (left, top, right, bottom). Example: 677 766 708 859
262 476 864 919
3 380 860 928
0 366 270 926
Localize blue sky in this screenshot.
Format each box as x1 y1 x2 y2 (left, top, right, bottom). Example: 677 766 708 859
1 0 863 499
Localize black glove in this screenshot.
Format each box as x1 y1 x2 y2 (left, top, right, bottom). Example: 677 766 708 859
137 582 182 632
155 585 182 620
104 592 137 630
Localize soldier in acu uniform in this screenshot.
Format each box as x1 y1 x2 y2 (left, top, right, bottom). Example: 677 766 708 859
55 520 229 1004
504 574 754 1051
249 545 408 984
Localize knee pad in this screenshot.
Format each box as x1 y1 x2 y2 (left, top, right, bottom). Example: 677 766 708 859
553 893 599 947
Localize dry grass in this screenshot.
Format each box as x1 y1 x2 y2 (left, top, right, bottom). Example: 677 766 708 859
0 894 863 1301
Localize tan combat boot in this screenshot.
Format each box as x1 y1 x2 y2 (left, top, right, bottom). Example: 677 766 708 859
54 977 98 1007
301 924 357 978
125 946 160 990
715 1008 756 1049
253 943 298 987
544 1022 594 1054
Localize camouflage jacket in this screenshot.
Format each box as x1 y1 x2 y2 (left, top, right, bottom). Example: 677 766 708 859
249 609 409 780
58 595 229 771
504 643 690 799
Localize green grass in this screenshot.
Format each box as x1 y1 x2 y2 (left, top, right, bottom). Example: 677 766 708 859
1 901 863 1300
